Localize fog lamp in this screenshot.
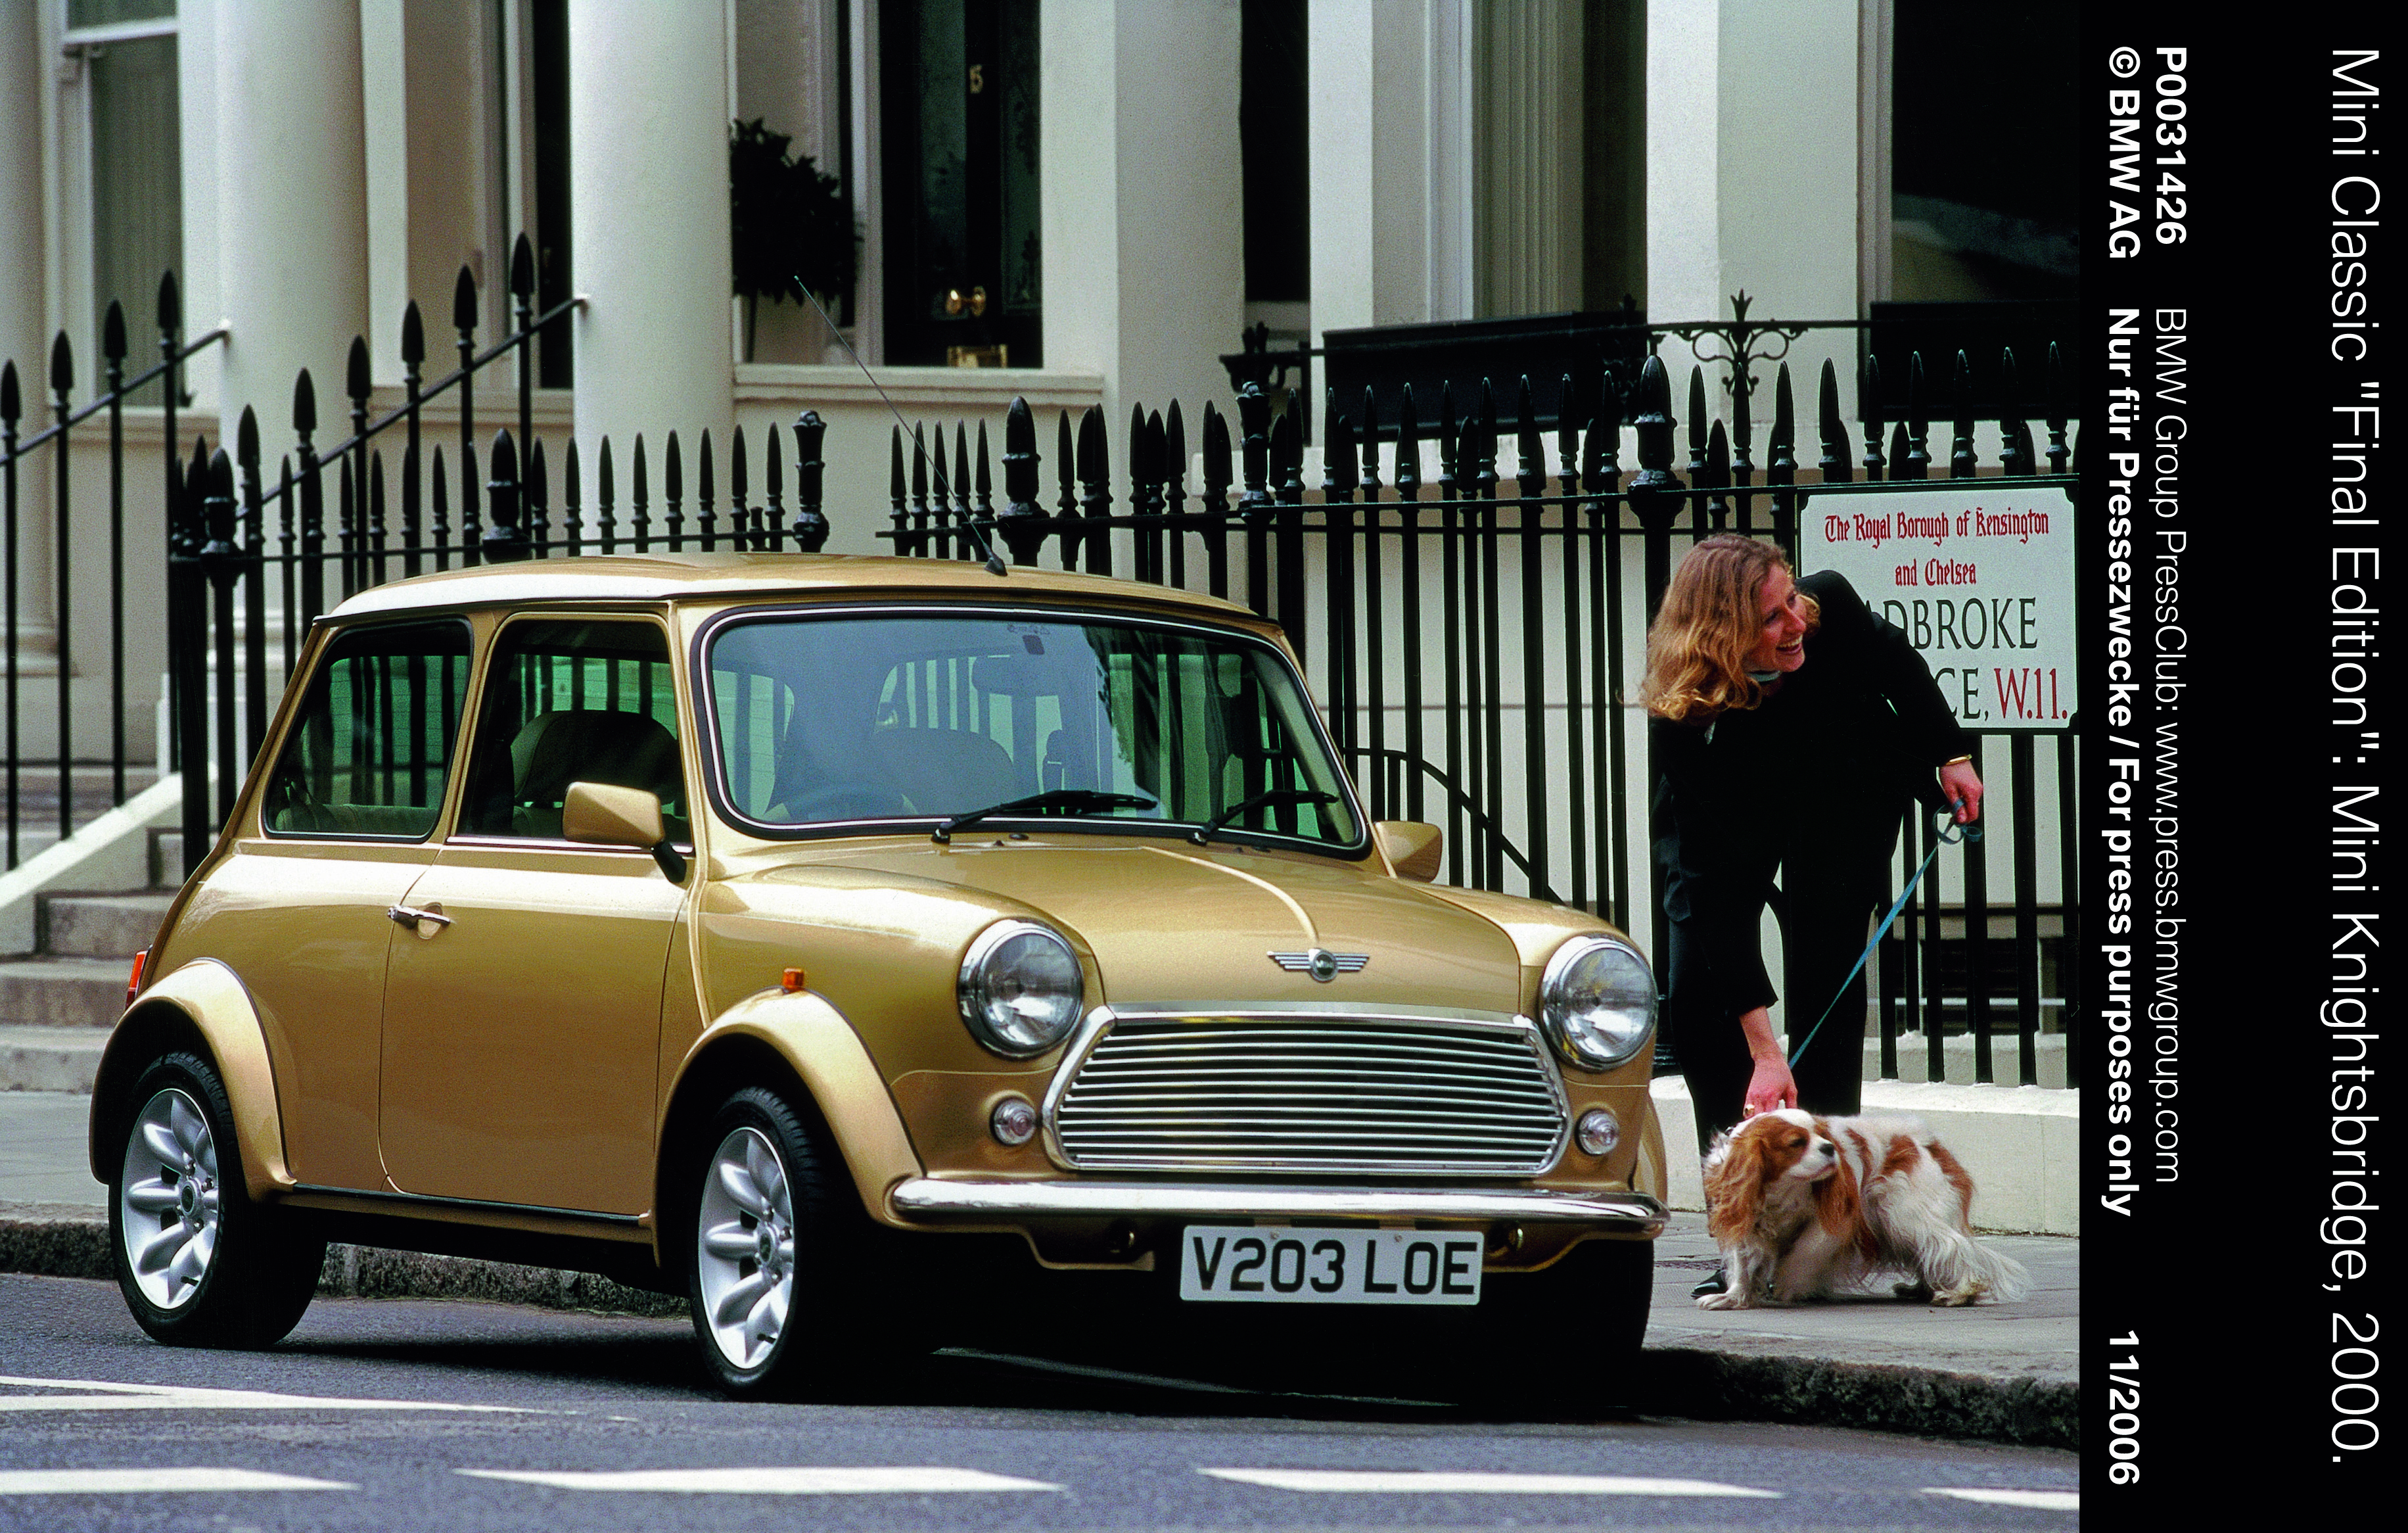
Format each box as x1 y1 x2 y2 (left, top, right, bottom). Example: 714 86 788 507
1575 1107 1621 1156
990 1095 1039 1146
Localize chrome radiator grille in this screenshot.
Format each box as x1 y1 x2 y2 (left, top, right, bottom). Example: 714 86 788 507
1048 1013 1567 1174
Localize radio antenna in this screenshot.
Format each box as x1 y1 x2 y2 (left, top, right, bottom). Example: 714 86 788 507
793 275 1007 577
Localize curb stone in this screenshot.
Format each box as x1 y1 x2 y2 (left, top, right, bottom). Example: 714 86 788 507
2 1215 2070 1447
1638 1346 2077 1450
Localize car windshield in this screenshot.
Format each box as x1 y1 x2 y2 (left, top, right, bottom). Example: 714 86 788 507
704 611 1362 849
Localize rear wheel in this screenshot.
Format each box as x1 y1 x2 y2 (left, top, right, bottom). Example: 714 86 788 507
109 1052 324 1349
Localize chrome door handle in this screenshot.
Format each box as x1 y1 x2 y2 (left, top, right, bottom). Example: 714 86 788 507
386 903 453 937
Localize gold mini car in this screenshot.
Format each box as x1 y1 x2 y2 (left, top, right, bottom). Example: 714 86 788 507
94 554 1667 1394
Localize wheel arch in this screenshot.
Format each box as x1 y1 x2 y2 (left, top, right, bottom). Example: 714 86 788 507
654 989 923 1286
90 959 292 1200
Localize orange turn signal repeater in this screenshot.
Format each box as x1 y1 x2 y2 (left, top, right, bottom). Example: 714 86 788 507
126 948 150 1010
780 966 806 993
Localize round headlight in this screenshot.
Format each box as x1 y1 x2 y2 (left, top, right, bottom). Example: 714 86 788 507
1538 937 1656 1072
958 921 1085 1057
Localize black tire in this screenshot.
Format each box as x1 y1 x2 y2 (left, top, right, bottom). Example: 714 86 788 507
108 1052 325 1350
685 1086 872 1399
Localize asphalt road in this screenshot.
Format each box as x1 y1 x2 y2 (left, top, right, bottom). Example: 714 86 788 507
1 1274 2075 1532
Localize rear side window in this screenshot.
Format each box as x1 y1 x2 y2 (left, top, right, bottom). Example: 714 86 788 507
262 621 474 839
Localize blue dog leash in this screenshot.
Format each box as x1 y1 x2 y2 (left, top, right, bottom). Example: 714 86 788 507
1785 818 1981 1069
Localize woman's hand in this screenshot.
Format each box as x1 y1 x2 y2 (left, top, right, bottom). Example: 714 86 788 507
1939 758 1984 825
1736 1005 1798 1117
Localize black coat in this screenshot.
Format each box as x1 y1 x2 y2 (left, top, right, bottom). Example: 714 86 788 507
1649 570 1970 1019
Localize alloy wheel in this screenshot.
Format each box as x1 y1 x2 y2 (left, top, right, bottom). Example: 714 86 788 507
694 1125 797 1371
118 1087 221 1311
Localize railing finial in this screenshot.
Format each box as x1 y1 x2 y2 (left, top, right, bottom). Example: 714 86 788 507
790 410 829 551
997 396 1047 565
483 427 528 561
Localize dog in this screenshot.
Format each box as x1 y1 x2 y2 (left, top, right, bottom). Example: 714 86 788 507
1696 1108 2030 1309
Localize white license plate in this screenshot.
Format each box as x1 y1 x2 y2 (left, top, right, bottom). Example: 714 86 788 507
1178 1225 1483 1305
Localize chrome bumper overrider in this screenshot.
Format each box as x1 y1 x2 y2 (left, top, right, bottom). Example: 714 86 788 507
887 1178 1668 1234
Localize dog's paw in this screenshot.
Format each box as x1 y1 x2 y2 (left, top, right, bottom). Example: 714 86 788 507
1930 1280 1987 1308
1695 1290 1751 1311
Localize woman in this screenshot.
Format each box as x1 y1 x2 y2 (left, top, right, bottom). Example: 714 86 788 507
1641 535 1981 1185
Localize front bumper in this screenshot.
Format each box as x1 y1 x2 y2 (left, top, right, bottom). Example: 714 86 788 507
887 1177 1668 1235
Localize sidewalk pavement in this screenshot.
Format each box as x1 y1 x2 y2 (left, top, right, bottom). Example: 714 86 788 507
1 1090 2075 1447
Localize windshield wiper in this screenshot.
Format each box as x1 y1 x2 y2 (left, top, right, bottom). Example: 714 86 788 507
932 790 1157 843
1190 788 1340 846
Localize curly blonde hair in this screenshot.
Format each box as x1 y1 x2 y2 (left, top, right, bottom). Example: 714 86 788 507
1638 534 1820 721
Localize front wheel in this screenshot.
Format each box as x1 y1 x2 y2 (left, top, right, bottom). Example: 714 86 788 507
109 1052 325 1349
687 1087 866 1398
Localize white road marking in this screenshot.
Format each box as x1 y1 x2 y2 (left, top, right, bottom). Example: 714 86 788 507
1201 1468 1782 1498
0 1469 355 1495
459 1467 1063 1494
0 1374 528 1415
1926 1488 2081 1511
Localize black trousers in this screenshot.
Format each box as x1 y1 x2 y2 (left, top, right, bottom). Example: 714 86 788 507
1669 861 1886 1157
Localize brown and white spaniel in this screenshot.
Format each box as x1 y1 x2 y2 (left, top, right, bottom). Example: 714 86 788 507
1697 1108 2030 1309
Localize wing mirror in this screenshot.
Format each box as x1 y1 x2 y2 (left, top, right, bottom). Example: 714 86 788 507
1374 820 1443 882
563 782 687 883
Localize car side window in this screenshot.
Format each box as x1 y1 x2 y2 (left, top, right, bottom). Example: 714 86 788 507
262 621 474 839
458 618 688 843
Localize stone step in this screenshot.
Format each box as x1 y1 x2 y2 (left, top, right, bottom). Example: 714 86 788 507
0 1024 106 1093
150 829 191 891
0 958 131 1031
39 893 174 960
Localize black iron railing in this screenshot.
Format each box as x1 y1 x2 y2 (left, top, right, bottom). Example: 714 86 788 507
0 273 226 870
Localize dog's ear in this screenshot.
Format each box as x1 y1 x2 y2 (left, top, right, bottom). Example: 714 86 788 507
1704 1125 1765 1243
1811 1133 1861 1239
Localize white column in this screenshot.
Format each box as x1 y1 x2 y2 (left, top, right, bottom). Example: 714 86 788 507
1648 0 1863 419
1308 0 1470 348
213 0 370 458
0 1 45 392
1041 0 1243 428
175 0 223 410
1470 0 1584 318
568 1 735 466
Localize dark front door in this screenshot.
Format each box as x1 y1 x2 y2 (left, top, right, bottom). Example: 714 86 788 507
881 0 1040 367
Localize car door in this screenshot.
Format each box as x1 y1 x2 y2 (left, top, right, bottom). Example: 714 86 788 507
377 615 689 1215
198 619 474 1192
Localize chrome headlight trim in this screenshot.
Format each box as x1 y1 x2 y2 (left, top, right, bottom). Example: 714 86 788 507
957 920 1086 1058
1538 935 1657 1072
